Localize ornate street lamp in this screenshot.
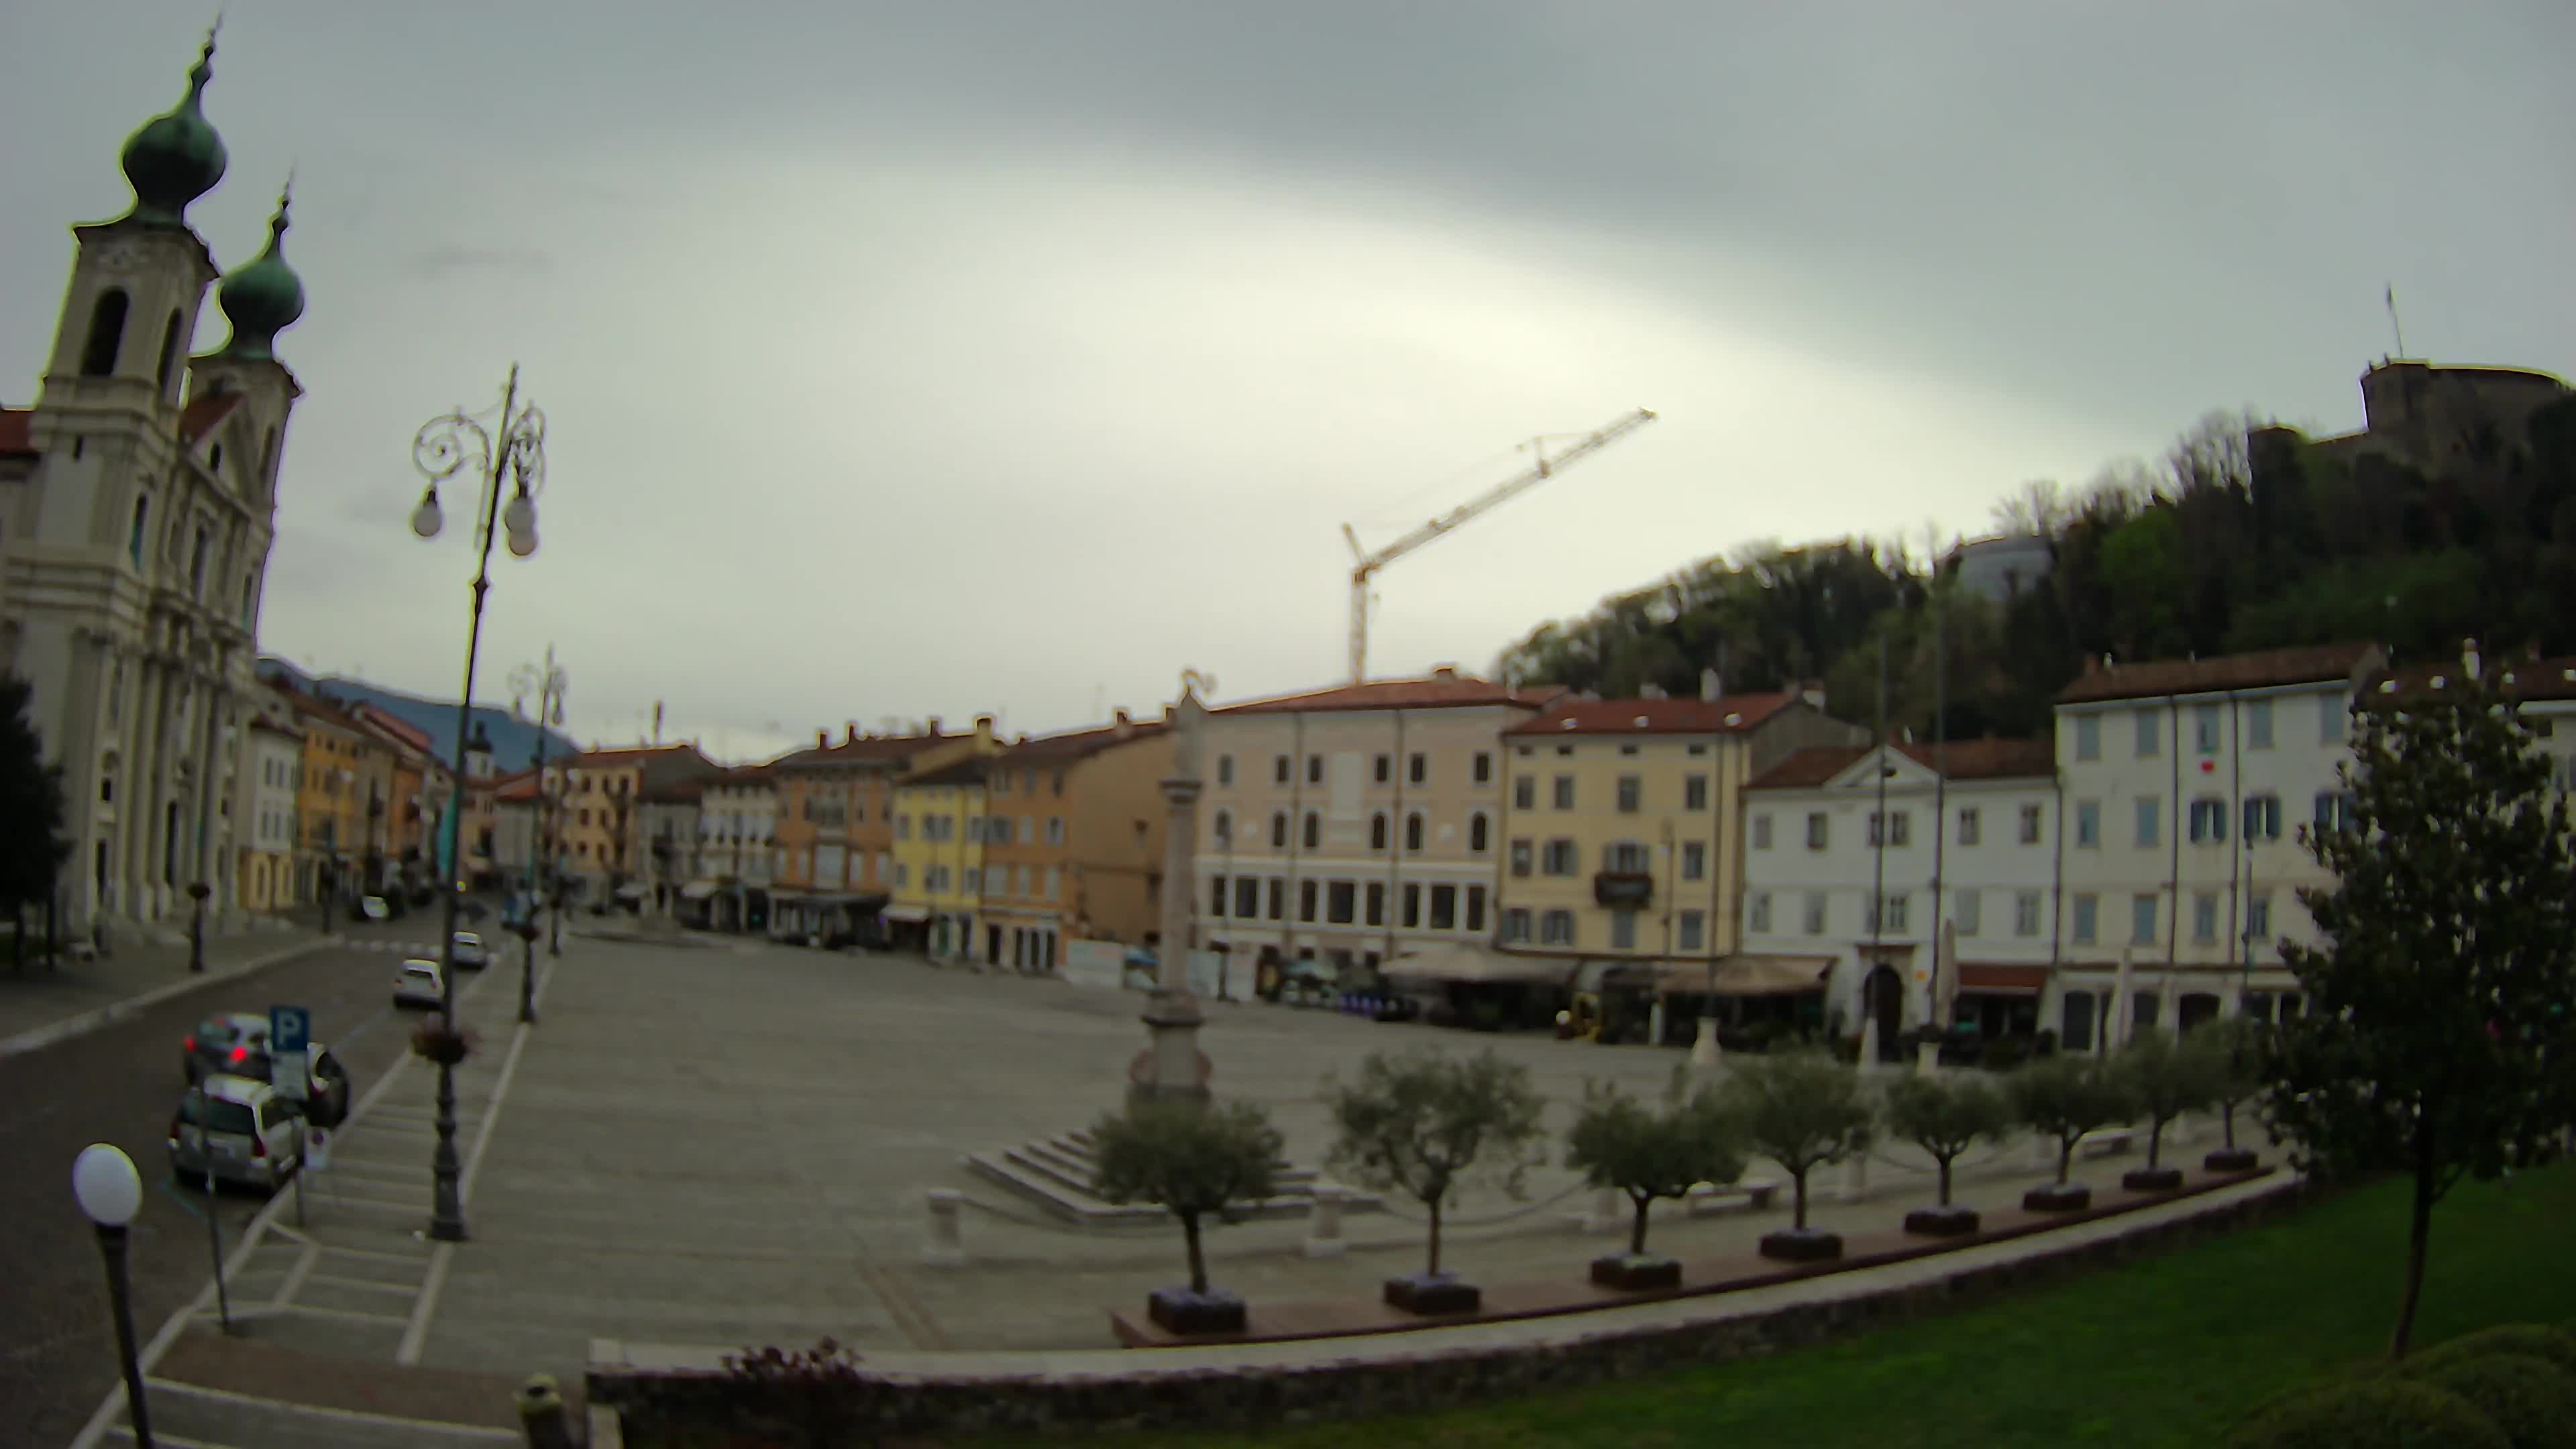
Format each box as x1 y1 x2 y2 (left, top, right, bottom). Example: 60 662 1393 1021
409 366 547 1244
72 1144 154 1448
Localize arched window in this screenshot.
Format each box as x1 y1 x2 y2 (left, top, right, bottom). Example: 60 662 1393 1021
1269 810 1287 849
209 443 224 472
1301 812 1319 850
80 290 130 376
239 573 258 625
155 311 183 392
1370 812 1388 851
1469 812 1490 853
127 493 151 566
1212 809 1232 848
1405 812 1426 853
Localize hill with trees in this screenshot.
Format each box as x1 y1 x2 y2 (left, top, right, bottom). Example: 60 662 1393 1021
1493 378 2576 739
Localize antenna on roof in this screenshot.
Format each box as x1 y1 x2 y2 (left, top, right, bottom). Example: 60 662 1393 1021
2385 282 2409 360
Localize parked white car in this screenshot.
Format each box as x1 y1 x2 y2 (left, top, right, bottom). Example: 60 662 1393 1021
393 959 447 1010
451 931 489 969
168 1075 304 1190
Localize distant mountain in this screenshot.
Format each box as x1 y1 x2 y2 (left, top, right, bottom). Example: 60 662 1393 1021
256 657 580 771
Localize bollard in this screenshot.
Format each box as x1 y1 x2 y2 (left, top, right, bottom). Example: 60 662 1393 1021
1833 1152 1868 1204
1302 1185 1348 1258
1580 1186 1623 1234
517 1373 574 1449
922 1189 967 1268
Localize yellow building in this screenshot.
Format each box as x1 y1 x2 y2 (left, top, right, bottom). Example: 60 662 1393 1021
890 754 992 958
1493 694 1862 989
277 686 372 905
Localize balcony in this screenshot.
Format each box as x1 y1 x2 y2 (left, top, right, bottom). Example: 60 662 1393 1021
1593 871 1654 908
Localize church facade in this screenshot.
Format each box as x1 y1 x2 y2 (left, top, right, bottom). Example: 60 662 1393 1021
0 31 308 934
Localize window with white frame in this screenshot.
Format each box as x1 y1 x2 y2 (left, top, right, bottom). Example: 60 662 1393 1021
1957 807 1980 846
1953 889 1982 935
1748 891 1772 932
2320 696 2346 743
2014 890 2042 937
2075 714 2100 761
1683 774 1709 810
1553 775 1576 809
1513 776 1536 810
1678 910 1705 951
2246 700 2273 749
1542 839 1578 874
2245 892 2271 944
2076 800 2100 847
2072 892 2098 944
2311 791 2357 833
2188 797 2229 843
1805 812 1829 850
2135 707 2161 757
2192 891 2219 943
1751 814 1772 849
1540 909 1575 945
1680 841 1706 880
2135 797 2159 847
1610 912 1638 949
1616 775 1642 812
2019 802 2044 844
1500 907 1531 942
1509 838 1532 876
2130 893 2158 945
1803 892 1827 934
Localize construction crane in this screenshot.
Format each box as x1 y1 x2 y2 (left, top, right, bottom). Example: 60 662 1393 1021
1342 407 1658 683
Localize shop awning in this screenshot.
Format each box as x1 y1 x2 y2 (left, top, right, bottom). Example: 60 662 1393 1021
680 881 720 902
1660 955 1834 998
879 903 931 924
1956 963 2052 996
1383 943 1567 985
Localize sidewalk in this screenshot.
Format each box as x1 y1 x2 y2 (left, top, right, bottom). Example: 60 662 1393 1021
0 917 321 1058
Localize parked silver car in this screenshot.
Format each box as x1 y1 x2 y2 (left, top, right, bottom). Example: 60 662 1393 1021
450 930 489 969
168 1075 304 1190
394 959 447 1010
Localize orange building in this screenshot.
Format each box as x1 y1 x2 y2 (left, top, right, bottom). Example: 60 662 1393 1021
560 743 718 901
975 708 1173 971
767 716 1000 941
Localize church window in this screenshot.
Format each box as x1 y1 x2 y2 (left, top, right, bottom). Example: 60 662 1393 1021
155 311 183 392
209 443 223 472
127 494 150 566
80 290 129 376
241 574 257 625
189 525 211 597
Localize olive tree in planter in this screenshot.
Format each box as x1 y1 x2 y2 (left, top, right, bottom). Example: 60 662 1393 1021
2112 1030 2214 1192
1564 1069 1746 1291
1324 1047 1546 1316
2196 1016 2269 1173
1721 1049 1876 1263
2008 1053 2136 1212
1882 1070 2012 1236
1088 1099 1282 1335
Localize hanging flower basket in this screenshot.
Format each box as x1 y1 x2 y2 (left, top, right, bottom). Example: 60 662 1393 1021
410 1023 476 1065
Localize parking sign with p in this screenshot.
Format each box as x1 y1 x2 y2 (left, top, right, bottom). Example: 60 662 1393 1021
269 1004 311 1101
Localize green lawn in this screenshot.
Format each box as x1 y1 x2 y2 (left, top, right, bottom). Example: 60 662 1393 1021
981 1162 2576 1449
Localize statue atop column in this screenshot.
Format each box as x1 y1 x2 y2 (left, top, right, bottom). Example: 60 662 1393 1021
1131 668 1216 1106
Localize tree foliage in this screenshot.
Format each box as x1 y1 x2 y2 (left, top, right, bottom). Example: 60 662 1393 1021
1089 1100 1283 1296
2114 1030 2218 1171
1880 1071 2012 1207
2008 1054 2137 1185
1564 1069 1747 1258
1717 1049 1876 1232
0 673 70 955
1495 395 2576 734
2261 667 2576 1359
1323 1049 1547 1278
2192 1017 2271 1153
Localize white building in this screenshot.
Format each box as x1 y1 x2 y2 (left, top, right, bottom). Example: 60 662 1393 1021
2050 642 2385 1045
1739 737 2059 1056
233 699 301 913
696 763 778 931
0 36 305 933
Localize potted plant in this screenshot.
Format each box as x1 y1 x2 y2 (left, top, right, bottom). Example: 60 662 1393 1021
1883 1070 2012 1236
2008 1053 2135 1212
1324 1048 1546 1315
1087 1099 1282 1336
1564 1069 1746 1291
1721 1049 1877 1263
409 1021 475 1066
2196 1017 2269 1173
2112 1030 2212 1192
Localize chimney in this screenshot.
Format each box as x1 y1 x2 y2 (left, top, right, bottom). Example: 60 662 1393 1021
1113 708 1134 739
815 729 828 748
924 716 942 737
973 713 995 741
1699 667 1721 702
2463 637 2481 680
1430 663 1460 682
844 721 859 746
1800 680 1827 710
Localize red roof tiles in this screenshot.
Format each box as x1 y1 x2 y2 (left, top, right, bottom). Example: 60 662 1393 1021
2364 652 2576 706
2054 643 2382 705
1747 736 2056 791
1215 672 1568 716
180 394 241 445
1503 693 1801 737
998 717 1171 764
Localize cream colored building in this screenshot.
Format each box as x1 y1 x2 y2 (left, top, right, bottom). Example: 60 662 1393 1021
1491 692 1864 981
233 701 301 912
1190 668 1565 979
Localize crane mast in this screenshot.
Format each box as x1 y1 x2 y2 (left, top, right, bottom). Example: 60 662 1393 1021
1344 407 1658 684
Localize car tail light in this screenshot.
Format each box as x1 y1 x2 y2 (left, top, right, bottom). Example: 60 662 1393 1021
250 1134 266 1159
183 1035 197 1053
229 1046 249 1064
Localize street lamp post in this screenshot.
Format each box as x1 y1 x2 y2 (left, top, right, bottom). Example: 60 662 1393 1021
409 366 548 1244
186 881 210 973
510 649 568 1005
72 1144 154 1449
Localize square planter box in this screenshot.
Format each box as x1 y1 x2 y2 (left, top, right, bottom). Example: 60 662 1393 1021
1146 1286 1246 1336
1758 1228 1844 1263
1382 1272 1481 1316
2023 1182 2092 1213
1902 1203 1981 1238
1589 1254 1682 1292
2121 1165 2185 1193
2204 1147 2261 1173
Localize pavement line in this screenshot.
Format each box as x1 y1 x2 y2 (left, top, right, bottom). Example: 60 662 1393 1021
0 937 326 1060
66 959 515 1449
305 1272 419 1295
397 991 539 1368
276 1302 413 1326
142 1378 520 1442
317 1243 433 1265
270 1242 320 1309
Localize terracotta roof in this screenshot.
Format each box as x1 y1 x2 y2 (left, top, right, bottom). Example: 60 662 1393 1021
1215 672 1569 716
180 393 241 445
770 733 959 770
1503 693 1801 737
2364 653 2576 707
902 757 991 789
1747 736 2056 791
703 764 777 787
572 743 703 769
2055 642 2381 705
273 683 368 736
998 716 1171 765
0 408 33 459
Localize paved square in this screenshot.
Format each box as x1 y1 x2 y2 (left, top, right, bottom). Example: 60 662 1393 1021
374 936 2184 1386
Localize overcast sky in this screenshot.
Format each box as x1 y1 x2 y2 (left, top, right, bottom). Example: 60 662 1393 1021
5 2 2569 763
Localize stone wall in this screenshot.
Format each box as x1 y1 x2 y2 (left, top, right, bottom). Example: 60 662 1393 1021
590 1177 2311 1443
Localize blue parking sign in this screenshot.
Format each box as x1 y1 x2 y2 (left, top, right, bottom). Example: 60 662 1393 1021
269 1004 311 1055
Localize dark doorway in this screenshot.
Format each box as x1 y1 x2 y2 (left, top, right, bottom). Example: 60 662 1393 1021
1862 963 1904 1061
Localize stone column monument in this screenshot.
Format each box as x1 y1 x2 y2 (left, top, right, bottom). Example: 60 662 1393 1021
1131 669 1215 1107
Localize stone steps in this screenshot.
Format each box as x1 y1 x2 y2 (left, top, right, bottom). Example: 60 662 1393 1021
965 1129 1379 1228
109 1380 517 1449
